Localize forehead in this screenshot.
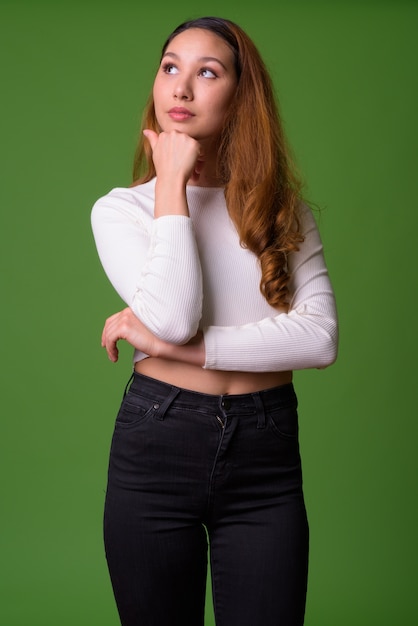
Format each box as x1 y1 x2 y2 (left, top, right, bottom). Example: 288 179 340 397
164 28 235 64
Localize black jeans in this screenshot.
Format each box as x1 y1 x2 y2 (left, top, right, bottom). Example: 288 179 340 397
104 372 309 626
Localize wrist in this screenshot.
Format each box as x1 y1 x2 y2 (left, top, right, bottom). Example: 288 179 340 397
157 332 205 367
154 178 189 217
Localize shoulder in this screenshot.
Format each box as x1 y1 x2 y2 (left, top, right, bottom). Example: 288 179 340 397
296 201 318 230
91 178 156 226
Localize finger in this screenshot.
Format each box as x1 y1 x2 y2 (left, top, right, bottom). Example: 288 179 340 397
101 322 108 348
191 161 204 181
101 312 118 347
101 312 122 360
104 324 120 362
195 158 205 174
190 146 205 180
143 129 159 151
107 340 119 362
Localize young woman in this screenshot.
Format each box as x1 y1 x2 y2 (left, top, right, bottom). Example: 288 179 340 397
91 16 338 626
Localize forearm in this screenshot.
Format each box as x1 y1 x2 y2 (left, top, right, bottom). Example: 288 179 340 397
154 177 189 218
145 128 201 219
202 310 338 372
156 331 206 367
131 215 203 343
202 204 339 373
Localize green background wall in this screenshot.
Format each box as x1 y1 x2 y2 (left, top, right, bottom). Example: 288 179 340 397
1 1 417 624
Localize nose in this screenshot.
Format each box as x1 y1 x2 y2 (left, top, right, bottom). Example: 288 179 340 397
173 76 193 100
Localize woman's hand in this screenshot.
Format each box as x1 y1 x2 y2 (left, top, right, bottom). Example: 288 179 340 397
101 307 206 366
101 307 161 363
143 129 204 186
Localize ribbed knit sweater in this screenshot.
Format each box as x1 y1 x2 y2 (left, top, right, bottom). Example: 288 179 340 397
91 178 338 372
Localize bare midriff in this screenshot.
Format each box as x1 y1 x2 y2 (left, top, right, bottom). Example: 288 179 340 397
135 357 292 395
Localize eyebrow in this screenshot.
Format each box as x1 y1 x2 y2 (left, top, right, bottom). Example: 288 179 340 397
162 51 228 71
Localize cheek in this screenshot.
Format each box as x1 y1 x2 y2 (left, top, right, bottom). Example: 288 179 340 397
216 87 236 117
152 85 164 125
152 82 159 107
152 76 165 107
213 97 234 128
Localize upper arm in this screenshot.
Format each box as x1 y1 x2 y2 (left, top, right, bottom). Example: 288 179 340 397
91 188 203 344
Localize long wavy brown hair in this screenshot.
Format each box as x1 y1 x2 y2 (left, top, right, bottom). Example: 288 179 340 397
132 17 305 309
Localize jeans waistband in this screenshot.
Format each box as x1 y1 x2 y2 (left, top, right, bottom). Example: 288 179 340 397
125 371 297 416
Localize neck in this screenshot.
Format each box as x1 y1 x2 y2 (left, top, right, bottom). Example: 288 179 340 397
187 174 224 188
188 156 224 188
188 137 225 187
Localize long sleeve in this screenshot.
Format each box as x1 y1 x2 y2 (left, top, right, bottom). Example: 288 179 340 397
202 204 338 372
91 185 203 344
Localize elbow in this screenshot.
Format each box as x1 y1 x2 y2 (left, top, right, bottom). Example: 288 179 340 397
155 304 202 344
159 320 200 345
316 320 339 369
131 294 202 345
135 305 201 345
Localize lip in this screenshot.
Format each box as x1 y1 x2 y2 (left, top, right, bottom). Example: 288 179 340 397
168 107 195 121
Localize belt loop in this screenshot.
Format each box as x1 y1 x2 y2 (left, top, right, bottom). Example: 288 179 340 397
253 392 266 429
154 386 181 421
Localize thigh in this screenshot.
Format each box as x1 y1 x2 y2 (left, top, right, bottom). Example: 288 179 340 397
103 385 209 626
104 488 208 626
208 398 309 626
209 498 309 626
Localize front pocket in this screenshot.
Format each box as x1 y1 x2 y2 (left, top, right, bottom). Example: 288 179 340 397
268 405 299 440
115 391 157 428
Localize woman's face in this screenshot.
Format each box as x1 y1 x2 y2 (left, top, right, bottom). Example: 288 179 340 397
153 28 238 145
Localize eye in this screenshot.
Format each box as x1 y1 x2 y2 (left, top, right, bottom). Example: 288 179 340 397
162 63 179 75
199 68 217 79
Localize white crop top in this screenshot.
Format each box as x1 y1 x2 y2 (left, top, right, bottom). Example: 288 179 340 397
91 178 338 372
